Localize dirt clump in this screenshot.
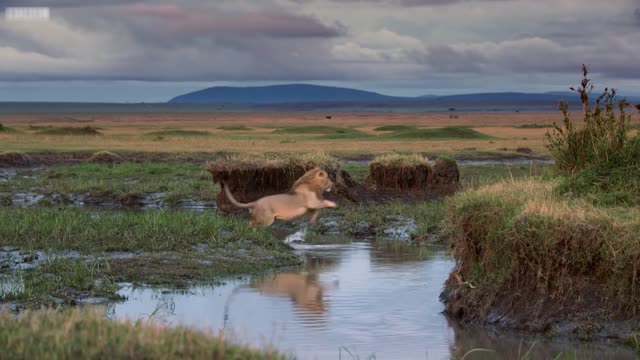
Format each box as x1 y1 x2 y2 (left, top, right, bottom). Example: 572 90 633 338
363 155 460 200
428 159 461 195
0 151 32 168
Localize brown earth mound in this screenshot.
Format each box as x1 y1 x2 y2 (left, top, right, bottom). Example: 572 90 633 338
88 151 123 164
367 162 431 190
0 151 32 167
362 157 460 200
428 159 461 195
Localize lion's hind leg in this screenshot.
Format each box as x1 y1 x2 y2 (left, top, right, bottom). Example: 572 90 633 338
250 207 275 227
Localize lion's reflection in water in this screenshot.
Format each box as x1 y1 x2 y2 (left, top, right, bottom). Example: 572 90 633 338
251 256 337 322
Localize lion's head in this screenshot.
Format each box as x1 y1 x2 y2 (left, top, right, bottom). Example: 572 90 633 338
291 167 333 195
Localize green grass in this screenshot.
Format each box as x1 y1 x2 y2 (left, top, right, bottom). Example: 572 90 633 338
371 153 427 166
373 125 416 132
1 259 118 304
0 309 285 359
36 126 102 136
218 125 253 131
0 208 300 288
272 125 355 134
0 162 215 203
384 126 493 140
459 163 552 189
0 123 18 133
272 126 370 139
144 130 213 137
0 208 279 253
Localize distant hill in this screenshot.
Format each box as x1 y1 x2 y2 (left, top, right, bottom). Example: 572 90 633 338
169 84 408 104
168 84 639 105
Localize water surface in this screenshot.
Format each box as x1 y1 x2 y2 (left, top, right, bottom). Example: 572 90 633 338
106 242 635 359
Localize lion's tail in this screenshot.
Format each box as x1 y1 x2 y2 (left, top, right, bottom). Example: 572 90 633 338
221 182 255 208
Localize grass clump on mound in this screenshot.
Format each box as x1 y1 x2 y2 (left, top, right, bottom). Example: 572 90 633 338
0 309 285 360
373 125 416 132
384 126 492 140
0 123 18 133
371 153 427 167
547 65 640 206
272 126 369 139
210 152 341 173
218 125 253 131
88 150 123 163
0 151 32 167
144 129 212 137
443 178 640 324
37 126 101 136
273 125 354 134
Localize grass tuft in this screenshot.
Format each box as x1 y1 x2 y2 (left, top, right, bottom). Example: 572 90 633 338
373 125 416 132
371 153 428 166
384 126 493 140
0 309 285 359
218 125 252 131
144 130 212 137
36 126 101 136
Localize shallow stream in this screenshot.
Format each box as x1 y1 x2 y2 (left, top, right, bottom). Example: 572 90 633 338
105 241 634 359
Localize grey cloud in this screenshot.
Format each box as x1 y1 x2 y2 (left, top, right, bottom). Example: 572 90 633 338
0 0 136 7
0 3 350 82
293 0 508 6
634 8 640 24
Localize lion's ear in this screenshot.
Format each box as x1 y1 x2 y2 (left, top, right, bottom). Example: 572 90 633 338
317 171 326 178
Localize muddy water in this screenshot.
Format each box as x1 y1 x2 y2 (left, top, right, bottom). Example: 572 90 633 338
106 242 634 359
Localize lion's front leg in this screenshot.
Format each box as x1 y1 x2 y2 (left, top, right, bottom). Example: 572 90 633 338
307 198 337 209
309 209 320 223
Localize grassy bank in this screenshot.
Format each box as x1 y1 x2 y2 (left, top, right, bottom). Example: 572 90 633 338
443 178 640 339
0 162 215 205
0 208 300 302
0 309 285 359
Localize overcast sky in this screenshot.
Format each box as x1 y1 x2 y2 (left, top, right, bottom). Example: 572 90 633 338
0 0 638 102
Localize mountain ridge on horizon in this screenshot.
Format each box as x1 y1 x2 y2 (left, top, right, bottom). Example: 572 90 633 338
169 83 636 104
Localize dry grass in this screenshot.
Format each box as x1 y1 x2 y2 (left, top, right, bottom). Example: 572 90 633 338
3 111 634 155
444 178 640 325
371 153 428 166
0 308 285 359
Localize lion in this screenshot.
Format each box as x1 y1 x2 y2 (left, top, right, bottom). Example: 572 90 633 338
220 167 337 226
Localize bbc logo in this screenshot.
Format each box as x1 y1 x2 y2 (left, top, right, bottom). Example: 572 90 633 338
5 7 51 21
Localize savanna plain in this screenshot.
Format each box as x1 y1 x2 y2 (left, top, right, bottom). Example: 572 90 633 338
2 93 640 359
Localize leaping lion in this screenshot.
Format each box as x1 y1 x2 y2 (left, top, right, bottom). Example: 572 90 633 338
221 167 337 226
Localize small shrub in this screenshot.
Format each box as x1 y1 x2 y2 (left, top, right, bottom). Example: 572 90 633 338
546 65 640 174
88 151 123 164
547 65 640 205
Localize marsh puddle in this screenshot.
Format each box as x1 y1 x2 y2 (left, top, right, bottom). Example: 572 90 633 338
105 242 634 359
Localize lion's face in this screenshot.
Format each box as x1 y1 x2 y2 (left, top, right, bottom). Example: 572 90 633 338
292 167 333 194
315 169 333 192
